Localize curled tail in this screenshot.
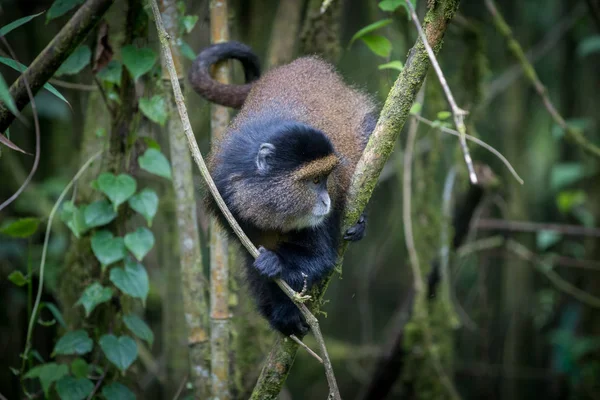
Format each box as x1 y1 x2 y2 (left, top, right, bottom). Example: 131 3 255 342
188 41 261 109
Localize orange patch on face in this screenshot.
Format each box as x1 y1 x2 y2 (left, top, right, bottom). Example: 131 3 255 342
293 154 339 180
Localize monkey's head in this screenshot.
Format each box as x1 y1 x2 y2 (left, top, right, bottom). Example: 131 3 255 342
212 119 340 232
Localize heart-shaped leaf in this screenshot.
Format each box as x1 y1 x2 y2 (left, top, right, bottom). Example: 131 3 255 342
97 60 122 85
55 376 94 400
122 45 157 81
138 148 172 180
56 45 91 76
101 382 136 400
181 15 199 33
350 19 393 45
139 95 168 126
91 230 126 267
24 363 69 397
47 0 86 21
76 283 113 317
99 334 138 373
110 258 149 304
60 201 88 238
0 217 39 238
97 173 137 210
123 314 154 346
124 227 155 261
378 61 404 72
83 200 117 228
53 330 93 356
128 189 159 227
8 270 29 286
70 358 89 379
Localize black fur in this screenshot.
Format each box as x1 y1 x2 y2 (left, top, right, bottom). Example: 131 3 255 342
207 118 343 336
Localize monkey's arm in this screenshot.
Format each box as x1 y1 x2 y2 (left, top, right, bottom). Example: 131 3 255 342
254 239 338 291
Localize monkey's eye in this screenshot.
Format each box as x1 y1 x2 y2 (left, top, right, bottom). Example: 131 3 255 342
312 176 321 184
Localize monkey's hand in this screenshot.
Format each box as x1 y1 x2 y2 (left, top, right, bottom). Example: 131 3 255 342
254 246 283 278
344 213 367 241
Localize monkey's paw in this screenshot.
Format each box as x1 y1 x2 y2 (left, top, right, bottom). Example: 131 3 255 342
254 246 282 278
344 213 366 241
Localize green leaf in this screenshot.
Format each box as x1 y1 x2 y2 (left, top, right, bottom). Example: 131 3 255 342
409 102 422 115
437 111 452 120
96 60 123 85
378 0 403 11
55 376 94 400
60 201 88 238
110 258 150 305
97 173 137 210
179 41 196 61
138 148 172 180
8 270 29 286
70 358 89 379
360 34 392 58
124 227 155 261
123 314 154 346
0 12 44 37
99 334 138 373
550 163 587 190
350 19 393 45
556 190 586 213
577 35 600 58
378 61 403 72
40 302 67 329
83 200 117 228
91 230 126 267
24 363 69 397
0 72 18 116
56 46 91 76
139 96 168 126
536 230 562 251
0 57 69 105
128 188 159 226
47 0 86 21
181 15 199 33
101 382 136 400
122 45 157 81
53 330 93 356
0 217 39 238
76 283 113 317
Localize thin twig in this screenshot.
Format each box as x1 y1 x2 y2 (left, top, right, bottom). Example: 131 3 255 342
148 2 341 398
405 0 477 184
172 374 189 400
505 239 600 309
290 335 323 364
20 151 103 375
86 370 107 400
0 38 40 212
475 218 600 238
412 114 524 184
484 0 600 159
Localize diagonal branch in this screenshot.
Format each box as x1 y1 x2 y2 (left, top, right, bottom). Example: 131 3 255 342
484 0 600 159
0 0 115 133
252 1 461 398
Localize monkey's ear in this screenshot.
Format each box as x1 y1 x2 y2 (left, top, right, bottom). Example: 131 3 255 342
256 143 275 173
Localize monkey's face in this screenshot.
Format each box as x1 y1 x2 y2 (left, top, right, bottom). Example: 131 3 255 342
285 173 332 231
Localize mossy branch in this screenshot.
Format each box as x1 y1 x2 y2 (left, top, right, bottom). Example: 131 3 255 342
149 1 341 398
251 1 461 398
485 0 600 159
0 0 115 133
